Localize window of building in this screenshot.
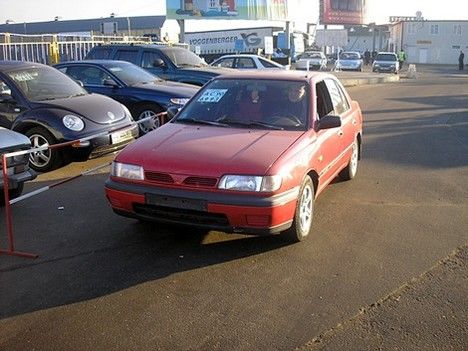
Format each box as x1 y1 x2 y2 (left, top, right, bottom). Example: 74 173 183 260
430 24 439 35
453 24 462 36
408 23 416 35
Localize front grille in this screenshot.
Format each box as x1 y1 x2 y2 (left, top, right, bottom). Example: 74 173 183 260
183 176 217 188
134 204 229 226
145 172 174 183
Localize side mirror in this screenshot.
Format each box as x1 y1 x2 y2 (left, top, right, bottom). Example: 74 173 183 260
103 78 119 87
166 106 180 120
0 93 15 104
153 58 165 68
318 115 341 130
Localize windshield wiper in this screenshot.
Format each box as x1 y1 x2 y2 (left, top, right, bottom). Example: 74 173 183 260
216 117 284 130
176 118 229 127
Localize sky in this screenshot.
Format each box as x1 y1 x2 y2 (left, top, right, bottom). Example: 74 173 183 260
0 0 466 32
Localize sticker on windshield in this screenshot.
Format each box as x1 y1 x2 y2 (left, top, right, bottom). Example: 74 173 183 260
197 89 227 103
10 72 35 82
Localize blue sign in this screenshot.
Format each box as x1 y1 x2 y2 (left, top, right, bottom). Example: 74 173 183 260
235 39 245 52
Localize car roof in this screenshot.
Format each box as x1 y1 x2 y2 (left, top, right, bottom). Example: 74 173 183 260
217 54 264 59
0 60 47 71
56 60 134 66
215 69 333 82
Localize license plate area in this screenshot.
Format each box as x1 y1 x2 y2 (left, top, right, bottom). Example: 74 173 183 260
145 194 207 211
111 129 133 144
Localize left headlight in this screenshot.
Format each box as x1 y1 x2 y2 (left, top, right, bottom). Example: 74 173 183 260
111 162 144 180
218 175 282 192
62 115 84 131
170 97 190 105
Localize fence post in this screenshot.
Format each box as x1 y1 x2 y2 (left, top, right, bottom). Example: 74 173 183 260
49 35 60 64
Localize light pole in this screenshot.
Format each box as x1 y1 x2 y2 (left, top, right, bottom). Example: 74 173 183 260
126 17 131 37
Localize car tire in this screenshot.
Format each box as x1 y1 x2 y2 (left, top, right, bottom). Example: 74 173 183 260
340 139 359 181
133 104 164 136
25 127 63 172
284 175 314 242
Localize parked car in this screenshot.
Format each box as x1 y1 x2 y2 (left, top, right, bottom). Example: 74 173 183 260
372 52 399 74
335 51 363 71
85 44 233 86
295 51 328 70
105 71 363 242
55 60 199 135
0 61 138 172
0 127 36 205
210 54 287 70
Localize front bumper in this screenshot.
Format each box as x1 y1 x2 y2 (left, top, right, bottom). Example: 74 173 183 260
105 179 299 235
69 124 139 161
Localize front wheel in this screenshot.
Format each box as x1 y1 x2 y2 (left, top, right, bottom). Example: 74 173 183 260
133 104 164 136
284 175 314 242
25 127 63 172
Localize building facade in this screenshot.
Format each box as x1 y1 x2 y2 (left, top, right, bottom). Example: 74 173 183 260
389 20 468 64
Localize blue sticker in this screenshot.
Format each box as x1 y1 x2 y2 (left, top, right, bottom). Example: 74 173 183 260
197 89 228 103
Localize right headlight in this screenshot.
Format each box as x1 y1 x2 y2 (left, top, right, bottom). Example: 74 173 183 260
63 114 84 131
111 162 144 180
218 175 282 192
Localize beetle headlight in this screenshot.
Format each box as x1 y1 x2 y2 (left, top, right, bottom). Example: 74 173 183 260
170 98 190 105
63 115 84 131
111 162 144 180
122 104 133 119
218 175 282 192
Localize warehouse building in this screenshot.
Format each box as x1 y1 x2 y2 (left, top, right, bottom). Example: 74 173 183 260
389 20 468 64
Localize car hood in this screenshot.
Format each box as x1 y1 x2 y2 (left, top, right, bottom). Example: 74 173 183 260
0 127 30 152
131 80 199 97
118 123 303 176
33 93 126 124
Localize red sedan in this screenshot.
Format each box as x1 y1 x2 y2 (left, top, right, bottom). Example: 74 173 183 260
105 71 363 242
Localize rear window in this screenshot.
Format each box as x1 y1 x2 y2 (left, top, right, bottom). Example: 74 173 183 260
375 53 397 61
86 47 112 59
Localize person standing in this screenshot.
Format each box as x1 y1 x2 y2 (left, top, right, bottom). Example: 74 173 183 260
398 49 407 71
364 49 370 65
459 51 465 70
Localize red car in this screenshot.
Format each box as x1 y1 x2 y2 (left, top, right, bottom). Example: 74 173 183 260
105 71 363 242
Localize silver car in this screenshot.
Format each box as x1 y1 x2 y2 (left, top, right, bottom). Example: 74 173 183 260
335 51 363 71
295 51 327 70
372 52 399 74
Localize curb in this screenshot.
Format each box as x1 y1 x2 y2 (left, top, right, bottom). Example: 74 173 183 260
336 74 400 87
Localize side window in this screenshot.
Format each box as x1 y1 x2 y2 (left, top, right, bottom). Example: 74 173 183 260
142 51 165 68
115 50 139 65
213 58 235 68
315 81 334 119
236 58 256 69
259 58 279 68
86 47 112 59
66 66 110 86
324 79 350 115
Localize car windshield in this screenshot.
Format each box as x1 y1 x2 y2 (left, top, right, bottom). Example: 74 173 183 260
340 52 360 60
103 62 161 85
375 54 397 61
163 48 207 68
174 78 309 131
7 66 86 101
302 53 322 59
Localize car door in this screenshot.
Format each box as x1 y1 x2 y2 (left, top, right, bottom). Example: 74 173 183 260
313 80 346 188
62 65 126 102
0 76 26 128
324 78 357 160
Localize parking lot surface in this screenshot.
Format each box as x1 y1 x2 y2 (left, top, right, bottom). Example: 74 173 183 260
1 66 467 350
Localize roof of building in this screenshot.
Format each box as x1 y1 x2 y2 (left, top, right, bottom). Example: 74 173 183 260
0 16 166 35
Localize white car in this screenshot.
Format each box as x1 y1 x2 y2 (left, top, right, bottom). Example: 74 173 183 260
295 51 328 71
210 54 287 70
